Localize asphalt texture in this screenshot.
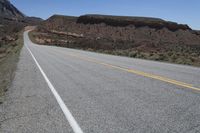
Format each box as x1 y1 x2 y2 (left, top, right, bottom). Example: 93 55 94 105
0 31 200 133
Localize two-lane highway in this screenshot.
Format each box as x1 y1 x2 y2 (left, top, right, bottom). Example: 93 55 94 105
1 31 200 132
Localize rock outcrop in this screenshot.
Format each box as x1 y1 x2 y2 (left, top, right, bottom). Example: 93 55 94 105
77 14 191 31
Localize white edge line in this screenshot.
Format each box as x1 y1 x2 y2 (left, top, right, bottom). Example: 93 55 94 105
24 32 83 133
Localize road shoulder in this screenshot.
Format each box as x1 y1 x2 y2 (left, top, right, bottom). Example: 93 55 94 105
0 46 72 133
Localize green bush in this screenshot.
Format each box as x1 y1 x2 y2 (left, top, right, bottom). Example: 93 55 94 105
128 51 138 57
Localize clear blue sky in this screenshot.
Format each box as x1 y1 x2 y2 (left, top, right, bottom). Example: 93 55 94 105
11 0 200 30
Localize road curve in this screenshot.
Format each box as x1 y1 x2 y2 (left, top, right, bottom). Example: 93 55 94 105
1 31 200 132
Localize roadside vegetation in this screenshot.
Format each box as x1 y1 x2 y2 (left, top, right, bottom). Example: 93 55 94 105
0 32 23 103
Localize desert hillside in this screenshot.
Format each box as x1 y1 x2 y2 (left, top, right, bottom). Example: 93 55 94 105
32 14 200 66
0 0 24 18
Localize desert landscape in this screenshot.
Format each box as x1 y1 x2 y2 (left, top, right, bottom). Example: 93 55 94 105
1 1 200 132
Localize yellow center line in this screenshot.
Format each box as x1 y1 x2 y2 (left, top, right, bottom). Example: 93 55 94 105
65 52 200 92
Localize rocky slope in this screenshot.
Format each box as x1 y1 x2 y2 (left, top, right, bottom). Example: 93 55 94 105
0 0 42 36
0 0 42 25
0 0 24 18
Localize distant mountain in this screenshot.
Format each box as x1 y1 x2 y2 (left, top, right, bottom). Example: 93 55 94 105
0 0 42 37
0 0 24 19
0 0 42 26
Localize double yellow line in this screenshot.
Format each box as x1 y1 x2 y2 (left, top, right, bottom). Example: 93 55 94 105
67 53 200 92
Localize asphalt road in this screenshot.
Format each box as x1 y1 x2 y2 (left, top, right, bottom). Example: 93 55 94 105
1 31 200 133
